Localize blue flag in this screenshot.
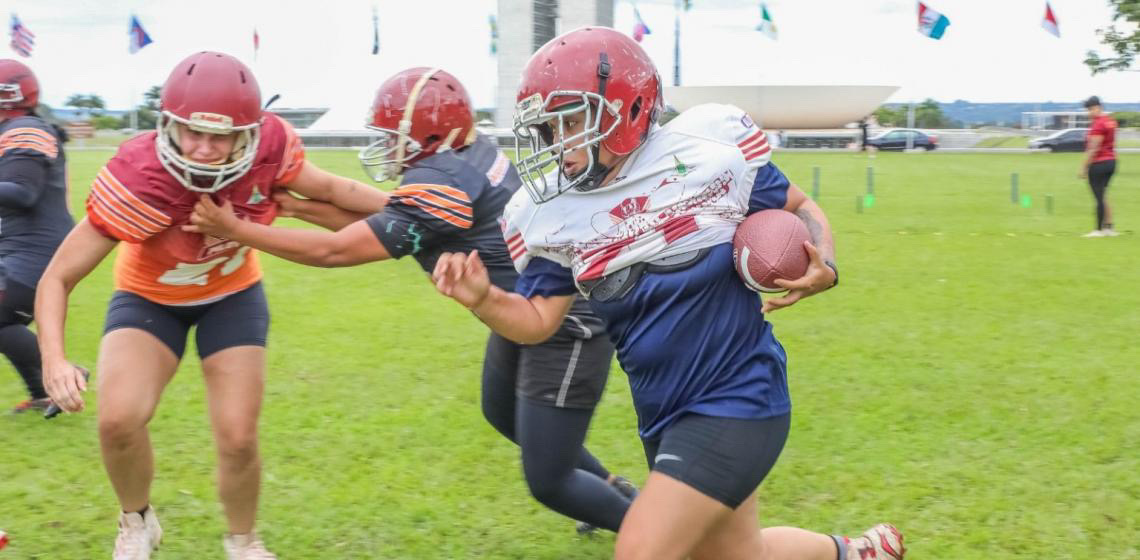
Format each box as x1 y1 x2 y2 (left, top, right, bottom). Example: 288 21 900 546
129 15 153 54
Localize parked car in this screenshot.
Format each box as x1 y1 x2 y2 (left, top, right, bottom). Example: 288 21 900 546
865 129 938 151
1028 128 1088 152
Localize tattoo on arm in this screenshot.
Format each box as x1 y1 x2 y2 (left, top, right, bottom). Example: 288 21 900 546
795 208 824 245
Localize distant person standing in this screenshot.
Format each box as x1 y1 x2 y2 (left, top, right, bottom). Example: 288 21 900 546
1079 96 1118 237
859 118 870 152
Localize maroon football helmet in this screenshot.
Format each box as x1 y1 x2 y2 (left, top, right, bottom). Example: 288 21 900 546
359 67 475 182
156 51 263 193
0 59 40 119
513 27 663 203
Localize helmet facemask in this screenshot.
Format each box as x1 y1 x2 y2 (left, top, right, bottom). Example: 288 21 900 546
358 125 422 182
0 83 24 108
156 110 261 193
513 91 621 204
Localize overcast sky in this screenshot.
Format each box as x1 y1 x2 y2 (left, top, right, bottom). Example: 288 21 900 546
5 0 1136 114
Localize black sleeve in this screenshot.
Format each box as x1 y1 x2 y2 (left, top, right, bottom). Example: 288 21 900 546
0 156 47 208
363 167 472 259
365 207 449 259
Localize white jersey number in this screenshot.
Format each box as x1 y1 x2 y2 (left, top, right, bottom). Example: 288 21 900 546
157 247 252 286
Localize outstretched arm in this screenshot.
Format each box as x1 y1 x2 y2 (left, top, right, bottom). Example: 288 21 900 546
184 195 389 267
282 160 389 214
273 189 372 231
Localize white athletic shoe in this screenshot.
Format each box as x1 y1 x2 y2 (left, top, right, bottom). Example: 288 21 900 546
113 507 162 560
224 532 277 560
844 523 905 560
1101 228 1121 237
1082 230 1107 238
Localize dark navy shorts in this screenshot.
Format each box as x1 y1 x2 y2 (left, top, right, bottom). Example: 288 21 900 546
103 282 269 360
641 412 790 508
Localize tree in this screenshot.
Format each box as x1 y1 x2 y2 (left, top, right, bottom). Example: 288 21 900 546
873 106 905 127
873 100 952 128
914 98 951 128
1110 110 1140 127
1085 0 1140 74
64 93 105 116
143 85 161 111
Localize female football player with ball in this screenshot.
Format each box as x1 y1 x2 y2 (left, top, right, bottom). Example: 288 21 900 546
433 27 905 560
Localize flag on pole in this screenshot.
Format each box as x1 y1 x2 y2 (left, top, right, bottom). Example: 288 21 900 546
489 15 498 54
1041 2 1060 38
755 3 777 40
128 15 153 54
632 6 651 42
9 15 34 58
253 28 260 59
371 6 380 55
917 2 950 40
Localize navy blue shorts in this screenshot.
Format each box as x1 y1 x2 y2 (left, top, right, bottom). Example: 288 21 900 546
103 283 270 360
641 413 790 508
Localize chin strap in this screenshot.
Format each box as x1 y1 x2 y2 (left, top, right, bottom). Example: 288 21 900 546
575 144 611 192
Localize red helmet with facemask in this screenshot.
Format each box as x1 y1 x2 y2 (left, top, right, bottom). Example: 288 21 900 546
359 67 475 182
0 59 40 119
156 51 262 193
513 26 663 203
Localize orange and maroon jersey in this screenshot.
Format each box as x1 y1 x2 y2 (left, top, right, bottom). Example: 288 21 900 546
85 113 306 305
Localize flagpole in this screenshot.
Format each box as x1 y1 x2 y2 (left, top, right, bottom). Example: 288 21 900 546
130 86 138 131
673 0 681 86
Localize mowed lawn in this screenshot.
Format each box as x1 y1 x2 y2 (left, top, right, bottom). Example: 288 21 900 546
1 148 1137 559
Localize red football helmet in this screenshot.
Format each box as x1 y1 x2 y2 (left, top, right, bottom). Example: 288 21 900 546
513 26 663 203
0 59 40 117
359 67 475 182
156 51 263 193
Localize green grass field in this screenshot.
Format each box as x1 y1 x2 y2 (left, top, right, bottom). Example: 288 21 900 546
1 149 1138 559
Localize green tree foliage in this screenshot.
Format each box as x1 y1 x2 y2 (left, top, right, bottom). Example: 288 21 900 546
914 99 951 128
874 106 906 126
874 99 952 128
1085 0 1140 74
143 85 161 111
1109 110 1140 127
64 93 105 115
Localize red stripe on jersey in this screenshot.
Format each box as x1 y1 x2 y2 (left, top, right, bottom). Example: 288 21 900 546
578 237 637 281
744 144 771 160
737 130 765 150
657 215 699 244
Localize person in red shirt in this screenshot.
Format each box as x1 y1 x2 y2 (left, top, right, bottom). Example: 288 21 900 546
36 52 385 560
1080 96 1119 237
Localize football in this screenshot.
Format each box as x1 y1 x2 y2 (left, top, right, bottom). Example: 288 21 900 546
732 209 811 292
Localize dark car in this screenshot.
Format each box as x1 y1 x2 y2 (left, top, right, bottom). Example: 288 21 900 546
865 129 938 151
1028 128 1088 152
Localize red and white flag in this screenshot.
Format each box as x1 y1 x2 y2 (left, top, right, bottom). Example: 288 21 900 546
1042 2 1060 38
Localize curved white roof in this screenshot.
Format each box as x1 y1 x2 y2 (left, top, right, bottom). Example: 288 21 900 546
664 85 899 129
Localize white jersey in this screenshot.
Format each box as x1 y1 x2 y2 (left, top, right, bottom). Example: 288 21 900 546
503 103 776 285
